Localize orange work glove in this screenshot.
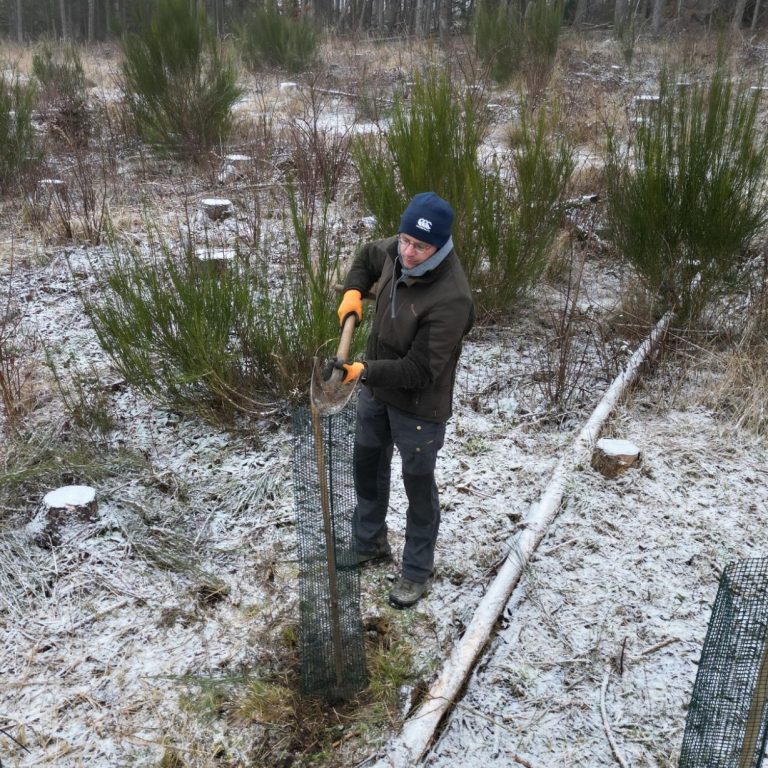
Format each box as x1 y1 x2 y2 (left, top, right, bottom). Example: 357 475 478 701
335 360 366 384
337 289 363 326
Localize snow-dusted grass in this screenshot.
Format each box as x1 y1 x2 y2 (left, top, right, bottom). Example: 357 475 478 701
1 30 768 768
429 388 768 766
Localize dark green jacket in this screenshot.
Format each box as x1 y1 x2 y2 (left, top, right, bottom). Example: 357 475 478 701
343 235 475 422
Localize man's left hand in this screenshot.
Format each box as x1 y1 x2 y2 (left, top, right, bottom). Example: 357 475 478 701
335 360 366 384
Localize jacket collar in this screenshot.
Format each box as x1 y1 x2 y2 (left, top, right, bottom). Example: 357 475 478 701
399 236 454 278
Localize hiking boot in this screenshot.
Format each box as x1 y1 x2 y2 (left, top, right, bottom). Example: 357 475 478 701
388 576 431 609
357 541 392 566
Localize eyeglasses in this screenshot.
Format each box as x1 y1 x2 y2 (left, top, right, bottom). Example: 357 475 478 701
398 235 434 255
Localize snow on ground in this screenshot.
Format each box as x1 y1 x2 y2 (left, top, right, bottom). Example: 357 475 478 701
3 212 768 768
3 37 768 768
5 237 766 768
427 384 768 767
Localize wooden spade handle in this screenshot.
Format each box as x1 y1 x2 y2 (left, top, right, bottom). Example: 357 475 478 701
336 312 357 360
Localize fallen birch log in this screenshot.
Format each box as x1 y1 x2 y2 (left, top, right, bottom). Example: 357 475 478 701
376 310 674 768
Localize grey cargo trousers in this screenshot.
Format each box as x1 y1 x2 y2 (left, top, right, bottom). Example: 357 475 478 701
353 387 446 583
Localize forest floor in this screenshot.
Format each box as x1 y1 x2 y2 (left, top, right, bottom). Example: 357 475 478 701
2 28 768 768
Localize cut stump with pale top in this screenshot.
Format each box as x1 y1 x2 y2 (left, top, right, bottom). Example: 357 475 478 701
44 485 98 522
30 485 98 548
201 198 233 221
591 438 641 479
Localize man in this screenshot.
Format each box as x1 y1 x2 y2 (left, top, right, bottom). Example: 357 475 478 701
334 192 475 608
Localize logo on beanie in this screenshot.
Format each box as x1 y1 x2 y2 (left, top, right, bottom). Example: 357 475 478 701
416 218 432 232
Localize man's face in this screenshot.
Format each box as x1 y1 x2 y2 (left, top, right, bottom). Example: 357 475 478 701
398 234 437 269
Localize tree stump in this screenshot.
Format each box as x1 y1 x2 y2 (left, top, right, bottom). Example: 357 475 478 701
194 247 236 275
30 485 98 547
36 178 68 203
634 94 660 108
591 438 641 479
201 198 233 221
44 485 98 522
35 179 68 221
218 154 253 184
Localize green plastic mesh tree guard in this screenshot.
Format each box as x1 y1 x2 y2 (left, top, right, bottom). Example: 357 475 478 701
292 405 368 702
679 557 768 768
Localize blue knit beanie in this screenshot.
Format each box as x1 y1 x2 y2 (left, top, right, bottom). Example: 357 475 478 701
399 192 454 248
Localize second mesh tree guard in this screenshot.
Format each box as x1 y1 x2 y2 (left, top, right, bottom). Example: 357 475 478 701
680 557 768 768
292 405 368 702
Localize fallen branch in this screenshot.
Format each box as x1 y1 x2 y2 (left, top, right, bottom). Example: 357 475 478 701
631 636 680 660
375 310 674 767
601 668 629 768
51 598 130 636
0 726 31 753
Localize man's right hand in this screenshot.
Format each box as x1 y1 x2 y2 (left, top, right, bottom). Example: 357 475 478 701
337 289 363 326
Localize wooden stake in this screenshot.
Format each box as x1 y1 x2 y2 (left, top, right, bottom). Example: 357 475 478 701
738 634 768 768
310 403 344 687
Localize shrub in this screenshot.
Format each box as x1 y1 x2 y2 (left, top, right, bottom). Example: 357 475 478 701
84 193 343 422
605 63 768 321
32 42 90 144
0 258 39 435
240 3 317 74
476 108 573 312
473 0 524 84
704 336 768 435
523 0 563 97
615 4 640 67
473 0 561 90
120 0 241 158
30 147 111 245
353 71 572 317
251 182 351 397
283 82 355 210
353 71 489 282
0 73 39 190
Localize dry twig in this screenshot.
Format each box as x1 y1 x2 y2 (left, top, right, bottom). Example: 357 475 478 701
600 668 629 768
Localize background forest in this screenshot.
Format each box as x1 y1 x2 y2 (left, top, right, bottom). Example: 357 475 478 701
2 0 767 42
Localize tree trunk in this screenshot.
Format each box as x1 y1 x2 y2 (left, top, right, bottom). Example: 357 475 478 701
88 0 96 41
731 0 749 31
752 0 762 29
438 0 450 43
651 0 663 34
423 0 434 34
15 0 23 43
573 0 588 27
414 0 424 34
59 0 69 39
614 0 629 27
386 0 399 33
358 0 371 32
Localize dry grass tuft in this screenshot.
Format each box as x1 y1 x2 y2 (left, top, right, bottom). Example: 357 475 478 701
233 677 297 725
702 336 768 435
